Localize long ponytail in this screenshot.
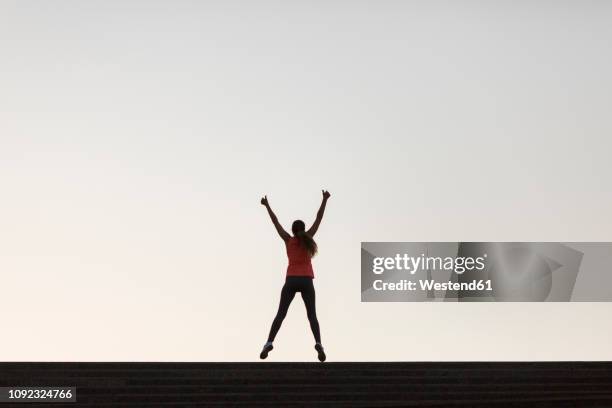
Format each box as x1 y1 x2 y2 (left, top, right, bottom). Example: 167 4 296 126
296 230 318 257
292 219 318 257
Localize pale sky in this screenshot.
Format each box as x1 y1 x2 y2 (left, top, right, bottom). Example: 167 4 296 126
1 0 611 361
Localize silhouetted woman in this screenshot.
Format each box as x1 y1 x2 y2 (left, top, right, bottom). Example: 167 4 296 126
259 190 330 362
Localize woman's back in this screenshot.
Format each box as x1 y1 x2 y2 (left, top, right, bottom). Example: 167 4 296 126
286 236 314 278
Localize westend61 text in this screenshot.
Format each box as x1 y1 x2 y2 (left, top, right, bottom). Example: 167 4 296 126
372 279 493 292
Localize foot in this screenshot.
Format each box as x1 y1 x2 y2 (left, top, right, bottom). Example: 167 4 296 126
260 343 273 360
315 343 326 362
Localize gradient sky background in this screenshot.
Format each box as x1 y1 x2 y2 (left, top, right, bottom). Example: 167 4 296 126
1 0 611 361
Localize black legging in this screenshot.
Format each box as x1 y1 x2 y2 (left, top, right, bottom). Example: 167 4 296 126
267 276 321 343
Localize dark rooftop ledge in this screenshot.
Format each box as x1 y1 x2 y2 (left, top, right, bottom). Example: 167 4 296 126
0 362 610 407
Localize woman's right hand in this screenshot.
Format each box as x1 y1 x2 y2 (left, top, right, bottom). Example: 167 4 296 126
260 195 269 206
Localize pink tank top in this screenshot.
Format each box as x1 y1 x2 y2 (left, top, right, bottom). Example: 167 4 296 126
285 236 314 278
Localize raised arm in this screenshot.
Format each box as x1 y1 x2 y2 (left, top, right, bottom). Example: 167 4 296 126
261 195 290 242
307 190 331 237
